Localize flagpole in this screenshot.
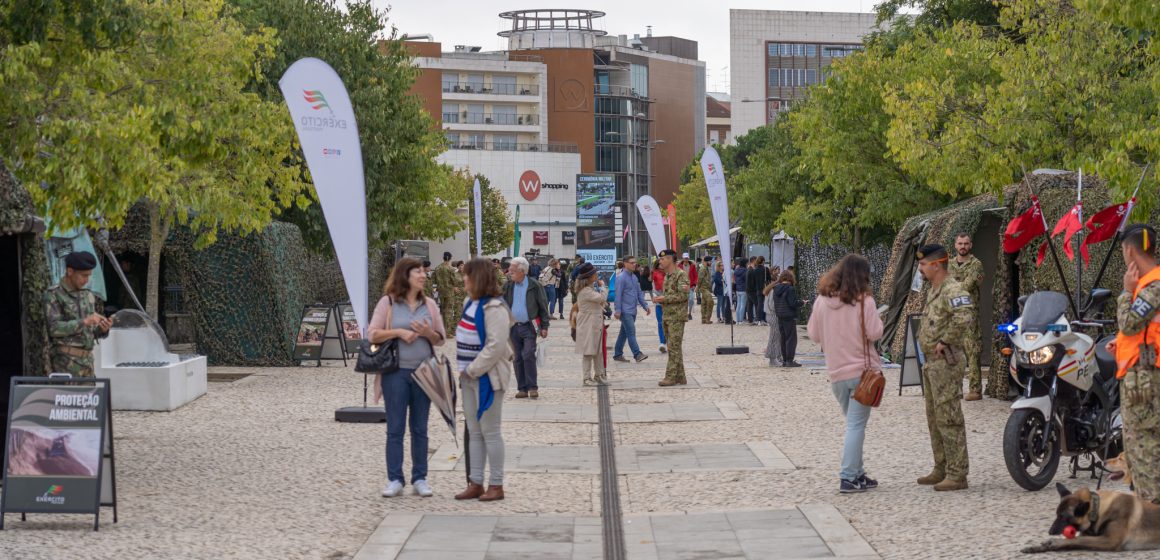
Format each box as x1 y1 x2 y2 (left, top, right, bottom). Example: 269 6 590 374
1075 169 1084 310
1084 163 1152 311
1023 168 1080 319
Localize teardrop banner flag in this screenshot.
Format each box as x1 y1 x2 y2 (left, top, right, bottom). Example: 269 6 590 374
700 146 733 294
635 195 667 253
473 178 484 256
279 58 368 335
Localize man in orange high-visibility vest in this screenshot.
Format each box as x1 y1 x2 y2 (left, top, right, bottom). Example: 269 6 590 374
1110 223 1160 503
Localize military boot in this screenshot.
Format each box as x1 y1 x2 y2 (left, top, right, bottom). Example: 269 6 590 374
917 470 944 485
933 478 968 492
658 378 678 387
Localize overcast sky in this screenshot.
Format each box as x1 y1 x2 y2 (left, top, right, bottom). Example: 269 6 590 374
377 1 880 93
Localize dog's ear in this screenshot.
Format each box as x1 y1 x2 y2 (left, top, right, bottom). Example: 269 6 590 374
1056 483 1071 497
1074 501 1090 519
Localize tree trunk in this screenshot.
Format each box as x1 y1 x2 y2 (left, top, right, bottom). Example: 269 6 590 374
145 202 171 321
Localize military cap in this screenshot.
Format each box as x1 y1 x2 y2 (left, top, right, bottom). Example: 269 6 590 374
916 244 948 261
422 260 431 268
658 249 678 258
64 251 97 271
443 251 452 261
574 262 597 279
703 255 714 263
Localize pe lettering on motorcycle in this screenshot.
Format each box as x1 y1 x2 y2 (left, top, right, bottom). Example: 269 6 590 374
950 295 973 308
1130 296 1154 318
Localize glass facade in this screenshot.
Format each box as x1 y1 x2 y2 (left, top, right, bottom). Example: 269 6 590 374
593 74 651 256
765 40 861 123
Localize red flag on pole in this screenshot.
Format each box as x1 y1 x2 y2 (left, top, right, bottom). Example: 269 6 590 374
1036 240 1049 266
1051 203 1088 264
1003 196 1048 254
1082 198 1135 249
667 204 678 250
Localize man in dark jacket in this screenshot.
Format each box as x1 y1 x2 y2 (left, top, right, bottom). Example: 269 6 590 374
503 257 551 398
772 270 802 367
746 256 767 326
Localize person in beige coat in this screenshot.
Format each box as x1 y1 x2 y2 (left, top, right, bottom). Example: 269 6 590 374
572 263 608 386
454 258 515 502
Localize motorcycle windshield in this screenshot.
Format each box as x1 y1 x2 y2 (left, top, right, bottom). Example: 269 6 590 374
1022 291 1070 333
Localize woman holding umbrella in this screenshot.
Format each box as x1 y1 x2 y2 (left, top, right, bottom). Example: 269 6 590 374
367 257 446 498
572 263 608 386
454 258 515 502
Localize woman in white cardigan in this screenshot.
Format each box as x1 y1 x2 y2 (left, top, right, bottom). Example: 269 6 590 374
454 258 515 502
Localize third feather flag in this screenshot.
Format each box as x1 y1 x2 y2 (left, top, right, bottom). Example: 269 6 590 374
1083 198 1136 250
1004 196 1047 254
1052 202 1088 264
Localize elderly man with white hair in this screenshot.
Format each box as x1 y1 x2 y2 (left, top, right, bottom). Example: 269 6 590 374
502 256 552 398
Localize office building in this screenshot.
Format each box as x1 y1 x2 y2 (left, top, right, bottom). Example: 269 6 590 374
730 10 877 137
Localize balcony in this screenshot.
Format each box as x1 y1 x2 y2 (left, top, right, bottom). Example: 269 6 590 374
442 111 541 134
594 84 649 100
448 141 579 153
442 81 540 96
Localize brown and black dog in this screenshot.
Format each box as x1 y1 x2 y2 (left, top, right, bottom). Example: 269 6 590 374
1022 483 1160 553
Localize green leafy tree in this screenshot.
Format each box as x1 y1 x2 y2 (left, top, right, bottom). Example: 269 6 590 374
730 118 811 243
670 162 718 247
460 172 513 256
0 0 308 319
229 0 464 251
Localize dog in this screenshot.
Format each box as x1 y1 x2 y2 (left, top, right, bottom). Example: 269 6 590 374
1022 483 1160 553
1106 453 1133 488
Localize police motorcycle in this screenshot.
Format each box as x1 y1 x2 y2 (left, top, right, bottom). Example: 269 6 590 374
998 289 1123 491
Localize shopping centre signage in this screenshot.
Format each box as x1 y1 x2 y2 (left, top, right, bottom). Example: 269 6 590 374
518 170 569 202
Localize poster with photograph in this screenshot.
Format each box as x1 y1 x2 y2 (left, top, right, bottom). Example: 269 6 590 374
576 174 617 276
293 306 332 360
336 303 362 353
3 384 106 514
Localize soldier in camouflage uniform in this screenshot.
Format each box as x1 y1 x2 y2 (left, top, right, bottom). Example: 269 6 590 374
431 252 464 336
421 260 436 298
45 251 111 377
698 256 714 324
949 233 985 401
653 249 689 386
1110 224 1160 503
915 244 971 491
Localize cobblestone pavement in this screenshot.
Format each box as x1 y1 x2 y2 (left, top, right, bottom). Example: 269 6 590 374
0 306 1149 559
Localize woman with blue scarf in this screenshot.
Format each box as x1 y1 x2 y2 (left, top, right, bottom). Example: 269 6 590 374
454 258 515 502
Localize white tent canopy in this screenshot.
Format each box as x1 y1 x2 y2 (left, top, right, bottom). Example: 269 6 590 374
689 226 742 249
770 230 795 270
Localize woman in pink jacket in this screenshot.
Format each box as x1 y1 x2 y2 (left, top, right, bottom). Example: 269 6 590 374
806 254 883 494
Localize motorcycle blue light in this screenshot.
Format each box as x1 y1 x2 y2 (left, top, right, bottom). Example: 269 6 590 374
997 323 1018 333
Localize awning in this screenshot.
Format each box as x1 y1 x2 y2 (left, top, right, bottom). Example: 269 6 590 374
689 227 742 248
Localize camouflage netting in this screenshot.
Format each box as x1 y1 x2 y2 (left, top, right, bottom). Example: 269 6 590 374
795 238 891 322
0 156 51 376
881 172 1152 399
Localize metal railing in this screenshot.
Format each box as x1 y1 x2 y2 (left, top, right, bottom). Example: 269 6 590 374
442 82 540 95
442 112 539 125
594 84 647 99
448 141 578 153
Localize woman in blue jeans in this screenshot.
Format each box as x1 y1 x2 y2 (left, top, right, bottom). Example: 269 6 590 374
368 257 446 498
806 255 883 493
542 259 561 318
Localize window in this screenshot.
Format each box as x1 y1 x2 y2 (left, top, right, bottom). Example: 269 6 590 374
631 64 648 97
493 134 517 150
445 132 460 146
466 74 484 92
441 103 459 123
770 43 818 57
441 74 457 92
595 70 611 95
768 68 778 87
769 68 817 87
491 74 516 95
466 133 485 148
465 104 484 124
492 104 517 125
709 130 719 144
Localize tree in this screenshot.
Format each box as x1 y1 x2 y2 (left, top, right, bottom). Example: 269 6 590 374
0 0 309 319
229 0 465 252
461 171 513 256
670 161 719 246
730 118 811 242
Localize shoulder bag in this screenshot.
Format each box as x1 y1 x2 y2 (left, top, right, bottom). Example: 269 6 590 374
355 296 400 374
852 298 886 407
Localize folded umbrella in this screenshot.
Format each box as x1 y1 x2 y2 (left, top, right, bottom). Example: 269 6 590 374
411 355 458 447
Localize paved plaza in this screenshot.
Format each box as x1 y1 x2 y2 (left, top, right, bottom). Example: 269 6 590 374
0 310 1150 559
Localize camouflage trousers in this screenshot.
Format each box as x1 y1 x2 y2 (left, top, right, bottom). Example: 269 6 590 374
963 323 982 394
1121 367 1160 502
440 298 460 337
661 318 686 383
49 351 94 378
699 289 714 323
922 353 970 481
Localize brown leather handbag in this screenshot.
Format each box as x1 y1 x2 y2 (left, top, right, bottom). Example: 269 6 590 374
852 298 885 407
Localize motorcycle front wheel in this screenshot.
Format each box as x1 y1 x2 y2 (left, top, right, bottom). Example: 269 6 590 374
1003 408 1061 491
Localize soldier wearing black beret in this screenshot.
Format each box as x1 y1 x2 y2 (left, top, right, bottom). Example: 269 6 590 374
45 250 110 377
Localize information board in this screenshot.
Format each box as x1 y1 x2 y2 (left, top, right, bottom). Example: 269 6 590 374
899 313 925 395
336 303 363 354
293 305 348 366
2 377 117 530
576 174 617 276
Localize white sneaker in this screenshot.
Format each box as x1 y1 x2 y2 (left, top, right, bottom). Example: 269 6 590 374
413 479 433 497
381 480 404 497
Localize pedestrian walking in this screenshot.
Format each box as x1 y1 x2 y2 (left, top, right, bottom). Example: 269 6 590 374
754 257 771 325
45 251 111 377
914 244 971 492
948 233 984 401
432 252 463 337
763 269 782 367
654 249 689 386
555 259 568 318
772 270 803 367
651 260 668 353
733 259 749 325
679 254 698 321
698 256 715 324
540 258 560 319
368 257 446 498
807 254 883 493
455 258 514 502
746 257 763 325
1109 224 1160 503
502 257 551 399
712 261 726 323
573 263 609 385
613 256 651 363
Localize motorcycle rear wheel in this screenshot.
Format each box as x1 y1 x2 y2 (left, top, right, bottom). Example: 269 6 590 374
1004 408 1061 491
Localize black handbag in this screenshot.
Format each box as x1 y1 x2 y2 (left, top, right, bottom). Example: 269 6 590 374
355 338 399 374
